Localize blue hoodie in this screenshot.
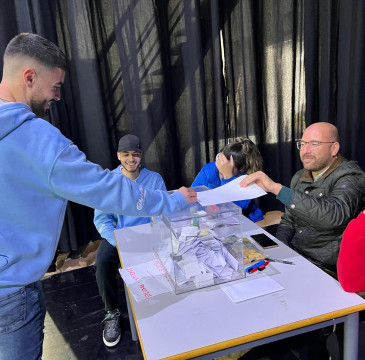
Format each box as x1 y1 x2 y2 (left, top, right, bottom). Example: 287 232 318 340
94 166 166 247
191 161 264 222
0 102 187 297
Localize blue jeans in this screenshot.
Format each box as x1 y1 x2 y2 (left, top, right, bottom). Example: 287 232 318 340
0 281 46 360
95 239 120 312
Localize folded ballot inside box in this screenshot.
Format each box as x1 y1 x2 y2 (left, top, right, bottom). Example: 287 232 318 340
153 186 247 294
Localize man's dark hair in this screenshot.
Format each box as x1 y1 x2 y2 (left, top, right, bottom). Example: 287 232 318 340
4 33 67 70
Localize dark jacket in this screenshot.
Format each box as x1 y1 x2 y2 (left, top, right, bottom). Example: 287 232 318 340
276 156 365 270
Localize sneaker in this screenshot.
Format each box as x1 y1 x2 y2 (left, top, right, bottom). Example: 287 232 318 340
102 310 121 347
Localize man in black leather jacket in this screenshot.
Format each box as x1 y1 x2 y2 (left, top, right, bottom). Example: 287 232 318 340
240 122 365 272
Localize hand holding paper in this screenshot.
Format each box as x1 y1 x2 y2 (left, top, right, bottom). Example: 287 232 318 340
239 171 283 195
197 175 267 206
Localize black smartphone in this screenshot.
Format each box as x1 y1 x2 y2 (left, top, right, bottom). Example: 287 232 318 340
251 233 279 249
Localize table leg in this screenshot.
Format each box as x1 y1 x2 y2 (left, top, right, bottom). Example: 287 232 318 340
124 282 138 341
343 312 359 360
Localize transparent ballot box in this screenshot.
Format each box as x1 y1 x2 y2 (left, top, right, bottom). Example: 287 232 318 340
153 188 246 294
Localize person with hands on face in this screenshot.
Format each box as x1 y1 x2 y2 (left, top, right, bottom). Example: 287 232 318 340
240 122 365 273
192 137 264 222
215 152 236 179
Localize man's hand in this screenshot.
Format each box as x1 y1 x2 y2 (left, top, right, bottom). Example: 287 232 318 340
216 153 235 179
240 171 283 195
177 187 197 203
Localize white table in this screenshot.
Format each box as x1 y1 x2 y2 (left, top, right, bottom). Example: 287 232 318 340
115 217 365 360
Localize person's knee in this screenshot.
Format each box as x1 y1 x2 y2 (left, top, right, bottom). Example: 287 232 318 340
95 256 108 272
96 255 118 276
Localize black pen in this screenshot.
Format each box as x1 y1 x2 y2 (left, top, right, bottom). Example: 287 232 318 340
265 257 295 265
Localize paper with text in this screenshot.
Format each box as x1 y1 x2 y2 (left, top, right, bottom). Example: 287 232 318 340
119 260 172 302
197 175 267 206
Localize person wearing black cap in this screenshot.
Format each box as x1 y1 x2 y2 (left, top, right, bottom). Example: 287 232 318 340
93 134 168 347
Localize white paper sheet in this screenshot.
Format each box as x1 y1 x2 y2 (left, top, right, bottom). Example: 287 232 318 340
221 274 284 303
197 175 267 206
119 260 172 302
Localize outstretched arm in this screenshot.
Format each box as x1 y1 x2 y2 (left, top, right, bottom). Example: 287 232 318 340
240 171 283 195
176 186 197 203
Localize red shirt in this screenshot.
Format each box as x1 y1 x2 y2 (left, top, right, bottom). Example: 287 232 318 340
337 211 365 292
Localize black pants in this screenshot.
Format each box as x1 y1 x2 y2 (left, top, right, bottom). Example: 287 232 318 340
95 240 120 312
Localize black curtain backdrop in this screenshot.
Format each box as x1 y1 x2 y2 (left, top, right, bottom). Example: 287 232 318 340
304 0 365 165
221 0 306 211
1 0 364 251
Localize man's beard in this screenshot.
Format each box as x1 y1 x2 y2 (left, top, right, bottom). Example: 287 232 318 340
122 164 140 173
30 98 49 118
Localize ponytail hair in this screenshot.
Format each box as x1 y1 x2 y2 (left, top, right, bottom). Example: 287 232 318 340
222 137 263 174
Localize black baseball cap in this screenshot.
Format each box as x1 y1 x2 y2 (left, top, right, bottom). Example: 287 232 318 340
117 134 142 153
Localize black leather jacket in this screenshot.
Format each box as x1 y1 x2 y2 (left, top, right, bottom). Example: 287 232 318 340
276 156 365 270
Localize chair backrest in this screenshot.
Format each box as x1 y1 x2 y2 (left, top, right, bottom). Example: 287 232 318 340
256 211 283 229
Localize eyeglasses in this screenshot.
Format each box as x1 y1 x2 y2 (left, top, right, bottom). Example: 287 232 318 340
296 141 335 150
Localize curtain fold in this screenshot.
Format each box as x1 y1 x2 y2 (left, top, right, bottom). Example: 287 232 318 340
305 0 365 168
221 0 306 211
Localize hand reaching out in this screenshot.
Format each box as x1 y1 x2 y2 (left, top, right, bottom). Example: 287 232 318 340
240 171 283 195
176 187 197 203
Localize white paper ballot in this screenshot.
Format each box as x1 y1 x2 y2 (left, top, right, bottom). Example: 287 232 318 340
180 226 200 237
221 274 284 303
197 175 267 206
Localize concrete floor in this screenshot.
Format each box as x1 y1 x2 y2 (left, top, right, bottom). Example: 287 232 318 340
42 266 143 360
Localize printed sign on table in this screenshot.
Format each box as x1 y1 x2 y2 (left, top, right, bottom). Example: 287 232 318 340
119 259 172 302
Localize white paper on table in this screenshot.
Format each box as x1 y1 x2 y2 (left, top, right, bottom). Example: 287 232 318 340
197 175 267 206
221 274 284 303
180 226 200 237
119 259 172 302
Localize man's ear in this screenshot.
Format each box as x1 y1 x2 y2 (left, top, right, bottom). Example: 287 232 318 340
23 68 36 87
117 152 121 161
332 142 340 157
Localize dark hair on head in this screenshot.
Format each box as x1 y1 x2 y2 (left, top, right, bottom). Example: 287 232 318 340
4 33 67 70
222 137 263 174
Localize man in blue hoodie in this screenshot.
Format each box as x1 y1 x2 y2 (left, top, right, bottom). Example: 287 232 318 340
94 134 168 347
0 33 196 360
